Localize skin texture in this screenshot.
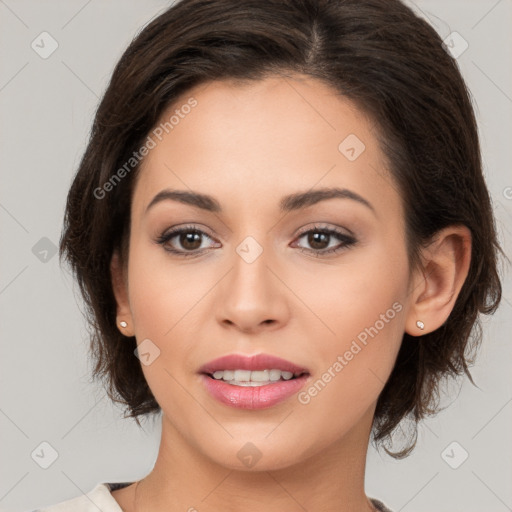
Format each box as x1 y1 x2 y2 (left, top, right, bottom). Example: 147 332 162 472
110 74 471 512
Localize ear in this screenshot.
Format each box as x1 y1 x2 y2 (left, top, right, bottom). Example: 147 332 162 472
111 250 134 336
405 225 472 337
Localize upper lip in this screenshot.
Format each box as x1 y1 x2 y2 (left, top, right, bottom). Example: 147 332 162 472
199 353 310 375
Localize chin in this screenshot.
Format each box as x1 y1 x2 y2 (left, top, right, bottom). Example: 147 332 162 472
194 431 316 472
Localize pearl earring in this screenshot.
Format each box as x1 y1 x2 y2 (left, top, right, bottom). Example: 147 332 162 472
119 321 128 328
416 320 425 330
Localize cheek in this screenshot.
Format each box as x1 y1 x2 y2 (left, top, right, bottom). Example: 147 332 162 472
298 238 408 407
294 282 407 457
126 233 207 333
124 243 197 370
125 248 205 410
308 235 408 344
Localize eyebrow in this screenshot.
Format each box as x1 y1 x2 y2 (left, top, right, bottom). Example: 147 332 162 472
145 186 375 215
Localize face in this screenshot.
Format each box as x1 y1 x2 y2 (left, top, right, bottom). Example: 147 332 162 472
115 74 415 470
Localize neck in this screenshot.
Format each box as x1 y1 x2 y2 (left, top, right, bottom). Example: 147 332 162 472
133 406 377 512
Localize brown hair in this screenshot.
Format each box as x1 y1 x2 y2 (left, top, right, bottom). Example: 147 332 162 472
59 0 503 457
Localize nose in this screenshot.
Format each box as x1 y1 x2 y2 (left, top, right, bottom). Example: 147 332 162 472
216 245 291 334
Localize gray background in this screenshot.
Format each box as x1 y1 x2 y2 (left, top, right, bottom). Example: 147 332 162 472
1 1 511 511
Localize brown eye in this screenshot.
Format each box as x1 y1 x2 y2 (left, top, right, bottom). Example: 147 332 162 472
306 231 330 250
294 226 356 256
178 231 203 251
155 225 219 257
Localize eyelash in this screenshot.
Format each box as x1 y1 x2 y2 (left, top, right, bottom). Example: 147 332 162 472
154 224 357 258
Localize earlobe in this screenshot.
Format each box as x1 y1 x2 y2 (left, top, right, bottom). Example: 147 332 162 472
405 225 472 337
110 251 134 336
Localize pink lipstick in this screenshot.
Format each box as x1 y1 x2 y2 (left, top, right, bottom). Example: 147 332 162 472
198 353 310 410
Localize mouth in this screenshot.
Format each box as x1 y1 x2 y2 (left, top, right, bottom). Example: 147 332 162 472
204 368 308 386
198 353 311 409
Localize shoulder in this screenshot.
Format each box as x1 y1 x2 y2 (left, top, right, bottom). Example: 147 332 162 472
28 482 132 512
370 497 394 512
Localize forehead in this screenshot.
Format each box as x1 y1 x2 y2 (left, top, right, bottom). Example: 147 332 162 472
132 74 401 221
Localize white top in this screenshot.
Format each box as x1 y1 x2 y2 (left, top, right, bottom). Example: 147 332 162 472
30 482 394 512
30 482 130 512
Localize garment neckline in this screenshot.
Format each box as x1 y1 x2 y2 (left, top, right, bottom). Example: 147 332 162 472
106 481 135 492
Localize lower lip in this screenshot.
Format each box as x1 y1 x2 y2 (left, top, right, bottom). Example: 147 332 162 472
200 374 309 410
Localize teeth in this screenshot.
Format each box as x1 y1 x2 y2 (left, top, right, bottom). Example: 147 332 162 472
250 370 270 382
269 369 281 381
223 370 234 380
211 369 302 386
234 369 251 381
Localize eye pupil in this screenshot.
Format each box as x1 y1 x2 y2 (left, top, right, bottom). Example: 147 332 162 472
308 232 329 250
181 232 201 250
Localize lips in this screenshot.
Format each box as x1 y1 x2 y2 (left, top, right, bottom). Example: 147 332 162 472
198 353 311 410
198 353 309 375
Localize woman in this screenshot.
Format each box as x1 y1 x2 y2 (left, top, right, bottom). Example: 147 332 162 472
33 0 502 510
